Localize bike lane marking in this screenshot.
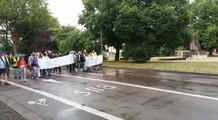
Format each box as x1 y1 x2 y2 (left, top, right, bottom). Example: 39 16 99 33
54 74 218 101
0 79 123 120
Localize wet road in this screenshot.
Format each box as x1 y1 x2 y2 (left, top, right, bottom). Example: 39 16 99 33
1 68 218 120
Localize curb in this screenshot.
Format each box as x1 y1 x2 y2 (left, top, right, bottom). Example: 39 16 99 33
0 96 43 120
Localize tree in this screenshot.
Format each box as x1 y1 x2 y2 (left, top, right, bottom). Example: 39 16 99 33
52 26 99 54
0 0 59 54
79 0 124 61
191 0 218 55
80 0 190 62
18 14 59 54
116 1 190 49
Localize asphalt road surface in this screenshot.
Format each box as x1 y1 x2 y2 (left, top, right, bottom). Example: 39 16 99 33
0 68 218 120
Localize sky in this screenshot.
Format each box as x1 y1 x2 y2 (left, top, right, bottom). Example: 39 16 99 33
47 0 84 29
47 0 194 29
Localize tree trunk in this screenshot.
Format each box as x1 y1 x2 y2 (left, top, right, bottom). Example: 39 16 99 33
5 26 8 52
12 31 19 54
115 46 120 61
209 48 213 56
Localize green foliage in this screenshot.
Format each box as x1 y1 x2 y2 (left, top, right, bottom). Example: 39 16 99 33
0 0 59 54
80 0 190 61
80 0 124 61
52 26 101 54
116 1 190 48
116 0 190 60
191 0 218 50
122 43 156 63
159 47 176 56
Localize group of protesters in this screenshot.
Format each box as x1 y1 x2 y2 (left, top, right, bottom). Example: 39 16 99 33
65 49 102 72
0 51 28 85
28 49 101 77
27 51 61 79
0 49 101 85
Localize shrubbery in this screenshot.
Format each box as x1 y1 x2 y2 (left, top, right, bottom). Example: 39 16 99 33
122 44 156 63
159 47 176 56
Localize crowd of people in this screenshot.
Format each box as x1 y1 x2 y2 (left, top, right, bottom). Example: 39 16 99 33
0 49 101 85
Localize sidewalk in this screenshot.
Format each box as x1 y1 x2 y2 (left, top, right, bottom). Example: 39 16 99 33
0 101 26 120
0 87 43 120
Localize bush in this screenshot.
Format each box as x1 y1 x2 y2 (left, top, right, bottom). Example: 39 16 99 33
122 44 156 63
159 47 176 56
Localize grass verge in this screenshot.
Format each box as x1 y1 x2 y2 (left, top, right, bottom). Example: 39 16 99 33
103 61 218 74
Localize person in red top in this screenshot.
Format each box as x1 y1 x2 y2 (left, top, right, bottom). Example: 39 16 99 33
17 57 28 82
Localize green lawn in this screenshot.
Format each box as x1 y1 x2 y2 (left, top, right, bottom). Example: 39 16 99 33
103 61 218 74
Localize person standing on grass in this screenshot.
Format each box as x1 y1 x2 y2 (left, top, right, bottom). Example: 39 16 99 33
17 57 28 82
0 51 9 85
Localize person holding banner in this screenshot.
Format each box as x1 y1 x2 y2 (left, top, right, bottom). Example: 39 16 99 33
69 51 77 73
83 49 88 57
42 52 52 77
77 51 85 71
57 53 62 73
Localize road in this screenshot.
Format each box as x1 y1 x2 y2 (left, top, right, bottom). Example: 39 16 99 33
0 68 218 120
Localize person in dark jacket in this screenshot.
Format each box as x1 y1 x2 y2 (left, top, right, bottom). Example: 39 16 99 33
31 53 40 79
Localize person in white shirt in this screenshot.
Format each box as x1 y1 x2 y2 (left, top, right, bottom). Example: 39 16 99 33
0 51 9 85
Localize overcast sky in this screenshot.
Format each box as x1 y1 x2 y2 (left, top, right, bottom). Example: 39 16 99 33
47 0 194 29
47 0 84 28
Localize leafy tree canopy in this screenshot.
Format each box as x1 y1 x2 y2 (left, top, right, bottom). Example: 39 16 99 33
191 0 218 54
52 26 101 54
80 0 191 62
0 0 59 54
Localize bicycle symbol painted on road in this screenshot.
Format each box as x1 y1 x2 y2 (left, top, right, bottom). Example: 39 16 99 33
28 99 48 106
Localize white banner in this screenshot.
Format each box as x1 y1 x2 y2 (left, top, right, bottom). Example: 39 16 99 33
38 55 103 69
85 55 103 67
39 54 74 69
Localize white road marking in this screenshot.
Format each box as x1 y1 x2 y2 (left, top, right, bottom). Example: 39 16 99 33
28 99 48 106
0 79 123 120
86 73 104 76
74 84 116 96
55 74 218 101
86 87 104 93
74 90 91 96
97 84 116 89
41 79 62 84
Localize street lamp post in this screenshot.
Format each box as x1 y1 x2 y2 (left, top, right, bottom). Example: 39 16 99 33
99 0 103 54
100 29 103 53
4 30 7 52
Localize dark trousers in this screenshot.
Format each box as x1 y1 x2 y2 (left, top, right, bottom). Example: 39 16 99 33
42 69 52 76
69 63 76 72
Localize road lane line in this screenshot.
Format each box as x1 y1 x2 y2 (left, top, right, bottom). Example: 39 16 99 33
0 79 123 120
55 74 218 101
